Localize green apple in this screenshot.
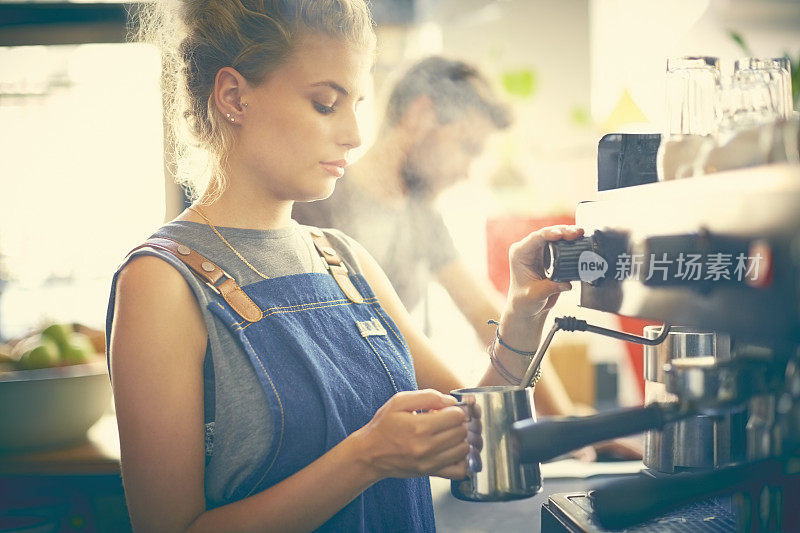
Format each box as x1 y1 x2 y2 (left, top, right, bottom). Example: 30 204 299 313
19 339 60 369
60 332 96 365
41 323 73 349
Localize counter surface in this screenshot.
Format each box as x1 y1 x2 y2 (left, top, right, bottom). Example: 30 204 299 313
0 413 120 476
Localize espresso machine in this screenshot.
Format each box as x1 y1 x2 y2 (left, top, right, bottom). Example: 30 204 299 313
509 157 800 531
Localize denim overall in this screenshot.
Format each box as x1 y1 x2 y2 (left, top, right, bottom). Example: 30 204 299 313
121 227 434 532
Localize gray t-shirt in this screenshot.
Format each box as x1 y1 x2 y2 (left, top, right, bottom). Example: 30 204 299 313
106 220 364 509
292 177 459 312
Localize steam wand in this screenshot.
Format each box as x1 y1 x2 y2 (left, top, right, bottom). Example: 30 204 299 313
519 316 672 389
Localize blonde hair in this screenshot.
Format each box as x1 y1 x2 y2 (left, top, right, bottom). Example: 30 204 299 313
135 0 375 203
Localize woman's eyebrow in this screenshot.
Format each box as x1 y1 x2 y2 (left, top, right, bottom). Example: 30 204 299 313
310 81 365 101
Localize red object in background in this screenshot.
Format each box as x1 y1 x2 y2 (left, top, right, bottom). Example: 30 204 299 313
486 214 654 404
486 215 574 295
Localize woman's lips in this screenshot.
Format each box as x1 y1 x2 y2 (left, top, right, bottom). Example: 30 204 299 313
320 161 346 178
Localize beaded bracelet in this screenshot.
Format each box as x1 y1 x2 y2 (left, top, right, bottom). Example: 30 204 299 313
487 319 536 358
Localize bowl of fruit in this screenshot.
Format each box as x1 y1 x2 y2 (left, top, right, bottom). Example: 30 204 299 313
0 323 111 452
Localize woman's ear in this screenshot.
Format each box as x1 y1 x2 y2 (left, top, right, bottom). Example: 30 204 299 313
213 67 248 125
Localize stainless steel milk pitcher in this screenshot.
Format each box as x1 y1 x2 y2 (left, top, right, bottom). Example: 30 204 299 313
450 386 542 502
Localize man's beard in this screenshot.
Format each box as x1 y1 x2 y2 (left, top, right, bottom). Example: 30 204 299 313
400 152 433 198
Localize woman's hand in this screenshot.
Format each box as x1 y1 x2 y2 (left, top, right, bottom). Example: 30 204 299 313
351 389 469 482
505 225 585 319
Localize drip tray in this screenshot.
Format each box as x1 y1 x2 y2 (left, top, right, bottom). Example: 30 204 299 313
541 492 737 532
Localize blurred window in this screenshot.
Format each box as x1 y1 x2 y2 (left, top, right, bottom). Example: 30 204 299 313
0 42 165 338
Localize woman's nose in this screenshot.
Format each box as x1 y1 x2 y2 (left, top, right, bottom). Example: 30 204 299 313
339 108 363 149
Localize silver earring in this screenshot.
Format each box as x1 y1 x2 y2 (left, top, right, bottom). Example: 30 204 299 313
226 113 234 123
242 102 248 108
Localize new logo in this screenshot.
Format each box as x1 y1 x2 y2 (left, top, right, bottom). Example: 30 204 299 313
578 251 608 283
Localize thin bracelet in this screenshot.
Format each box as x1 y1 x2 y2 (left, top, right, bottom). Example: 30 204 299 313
488 319 536 358
487 338 522 385
487 338 544 387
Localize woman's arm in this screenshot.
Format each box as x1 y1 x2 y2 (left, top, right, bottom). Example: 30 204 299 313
193 390 468 532
433 257 583 406
472 227 580 388
111 256 467 532
110 256 208 531
356 226 640 460
352 240 537 392
353 228 577 392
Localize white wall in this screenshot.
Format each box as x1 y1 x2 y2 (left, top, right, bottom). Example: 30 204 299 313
591 0 800 131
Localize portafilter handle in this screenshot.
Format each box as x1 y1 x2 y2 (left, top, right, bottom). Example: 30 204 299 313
511 402 686 464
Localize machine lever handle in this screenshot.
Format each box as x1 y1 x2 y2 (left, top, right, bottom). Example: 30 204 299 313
512 403 684 464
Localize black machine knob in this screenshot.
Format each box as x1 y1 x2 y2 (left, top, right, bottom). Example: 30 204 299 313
543 236 596 282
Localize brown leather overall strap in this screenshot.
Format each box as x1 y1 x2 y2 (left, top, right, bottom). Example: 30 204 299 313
307 228 364 304
126 237 263 323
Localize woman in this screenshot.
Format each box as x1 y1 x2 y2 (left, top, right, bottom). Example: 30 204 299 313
107 0 582 531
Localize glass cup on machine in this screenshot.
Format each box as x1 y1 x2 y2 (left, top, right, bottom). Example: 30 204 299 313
693 57 795 176
656 56 721 181
733 57 793 121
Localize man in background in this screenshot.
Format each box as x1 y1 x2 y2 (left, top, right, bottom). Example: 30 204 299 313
294 57 637 455
297 57 505 324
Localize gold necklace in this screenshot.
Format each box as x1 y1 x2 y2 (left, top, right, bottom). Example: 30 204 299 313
187 206 270 280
